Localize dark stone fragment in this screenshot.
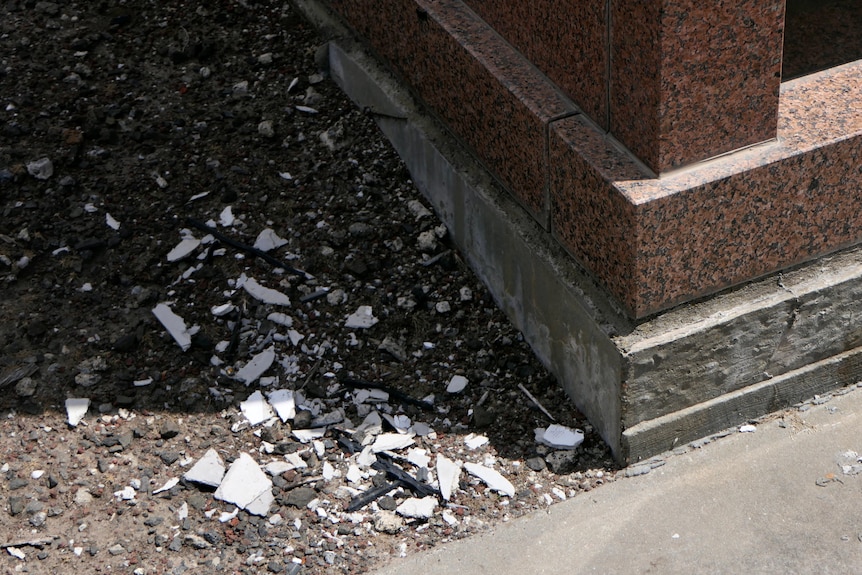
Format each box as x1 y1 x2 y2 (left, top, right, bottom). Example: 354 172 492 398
377 496 397 511
159 419 180 439
8 478 28 490
74 237 104 252
159 451 180 465
292 410 312 429
525 457 547 472
285 487 316 508
8 496 25 515
471 405 496 428
267 562 284 573
168 536 183 551
544 451 579 474
144 516 164 527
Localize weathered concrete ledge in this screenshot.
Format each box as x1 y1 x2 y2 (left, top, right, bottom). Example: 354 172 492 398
294 0 862 463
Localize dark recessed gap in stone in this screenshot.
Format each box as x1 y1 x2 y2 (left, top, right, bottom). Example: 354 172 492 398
782 0 862 81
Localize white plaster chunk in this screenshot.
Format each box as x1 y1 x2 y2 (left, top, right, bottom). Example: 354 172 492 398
214 453 273 516
211 303 236 317
436 455 461 501
446 375 468 393
235 347 276 385
344 305 378 329
410 421 433 436
253 228 289 252
184 449 226 488
152 303 193 351
381 413 411 434
536 424 584 450
371 432 415 453
283 452 308 470
65 398 90 427
292 428 326 443
356 446 377 468
105 213 120 230
244 278 291 306
267 312 294 327
463 462 515 497
219 206 235 226
153 477 179 494
322 461 335 481
267 389 296 422
395 496 437 519
166 237 200 262
739 424 757 433
406 448 430 468
464 433 489 450
264 461 292 476
345 464 363 484
240 390 276 426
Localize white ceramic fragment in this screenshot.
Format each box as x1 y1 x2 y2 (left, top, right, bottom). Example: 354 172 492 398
177 502 188 521
214 453 274 516
406 448 430 468
235 347 276 385
356 446 377 468
371 432 415 453
536 424 585 450
464 433 489 450
243 278 291 306
27 157 53 180
463 462 515 497
219 508 239 523
105 213 120 230
166 237 200 262
292 428 326 443
152 303 192 351
283 452 308 470
322 461 335 481
739 424 757 433
211 303 235 317
253 228 288 252
133 378 153 387
184 449 226 488
381 413 411 434
267 389 296 422
267 312 294 327
295 105 318 114
345 464 363 484
240 390 275 425
395 496 437 519
113 485 136 501
219 206 235 226
344 305 378 329
436 455 461 501
7 547 25 560
65 398 90 427
446 375 468 393
153 477 179 494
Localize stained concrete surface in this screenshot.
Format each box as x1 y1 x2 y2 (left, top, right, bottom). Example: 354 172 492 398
374 385 862 575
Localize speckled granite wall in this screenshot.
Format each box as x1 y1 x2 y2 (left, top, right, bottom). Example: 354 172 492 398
611 0 785 173
327 0 577 223
462 0 608 129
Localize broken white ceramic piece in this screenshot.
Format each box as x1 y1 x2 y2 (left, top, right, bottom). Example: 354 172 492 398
214 453 273 516
105 213 120 230
436 455 461 501
219 206 235 226
267 312 293 327
235 347 276 385
166 237 200 262
406 448 430 468
292 428 326 443
65 398 90 427
211 303 235 317
537 424 585 450
463 462 515 497
396 496 437 519
371 433 415 453
240 390 275 426
184 449 226 488
344 305 378 329
153 477 179 494
243 278 290 306
381 413 411 434
464 433 489 450
152 303 192 351
267 389 296 422
253 228 289 252
446 375 468 393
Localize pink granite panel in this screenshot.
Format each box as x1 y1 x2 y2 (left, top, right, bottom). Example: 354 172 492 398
464 0 609 129
328 0 577 221
611 0 784 173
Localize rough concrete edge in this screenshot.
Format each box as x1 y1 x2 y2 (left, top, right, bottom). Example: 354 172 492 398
292 0 628 457
622 344 862 459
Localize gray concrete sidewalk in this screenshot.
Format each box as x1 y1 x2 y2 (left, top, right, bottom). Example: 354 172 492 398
374 386 862 574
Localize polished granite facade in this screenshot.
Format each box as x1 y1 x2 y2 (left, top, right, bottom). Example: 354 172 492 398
326 0 862 318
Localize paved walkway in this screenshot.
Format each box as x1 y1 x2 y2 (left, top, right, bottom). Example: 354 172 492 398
374 386 862 574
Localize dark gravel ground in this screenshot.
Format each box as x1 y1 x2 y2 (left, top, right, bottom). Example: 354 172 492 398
0 1 617 573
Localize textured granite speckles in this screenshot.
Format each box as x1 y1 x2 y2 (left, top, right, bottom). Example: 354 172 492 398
328 0 577 221
610 0 784 173
783 0 862 80
464 0 608 129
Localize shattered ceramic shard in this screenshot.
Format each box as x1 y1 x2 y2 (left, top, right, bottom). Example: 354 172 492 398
395 496 437 519
219 206 235 226
65 398 90 427
214 453 273 516
235 347 276 385
240 390 276 426
356 446 377 468
219 508 239 523
464 462 515 497
267 312 294 327
410 422 433 437
537 425 585 450
739 424 757 433
346 464 363 484
188 191 210 202
283 452 308 470
105 213 120 230
446 375 468 393
166 237 200 262
153 477 180 494
344 306 378 329
253 228 289 252
211 303 235 317
244 278 290 306
464 433 489 450
381 413 411 434
406 448 430 468
322 461 335 481
152 303 192 351
7 547 25 560
287 330 304 347
267 389 296 422
113 486 136 501
295 105 318 114
436 455 461 501
292 428 326 443
264 461 293 476
133 378 153 387
371 433 415 453
184 449 226 488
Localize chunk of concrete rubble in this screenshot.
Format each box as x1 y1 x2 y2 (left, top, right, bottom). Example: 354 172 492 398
436 455 461 501
214 453 274 516
166 237 200 262
152 303 193 351
243 278 290 306
267 312 293 327
153 477 179 494
65 398 90 427
395 496 437 519
536 424 584 450
184 449 226 488
344 305 378 329
235 347 276 385
446 375 468 393
371 433 415 453
240 390 275 426
463 462 515 497
267 389 296 422
253 228 289 252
